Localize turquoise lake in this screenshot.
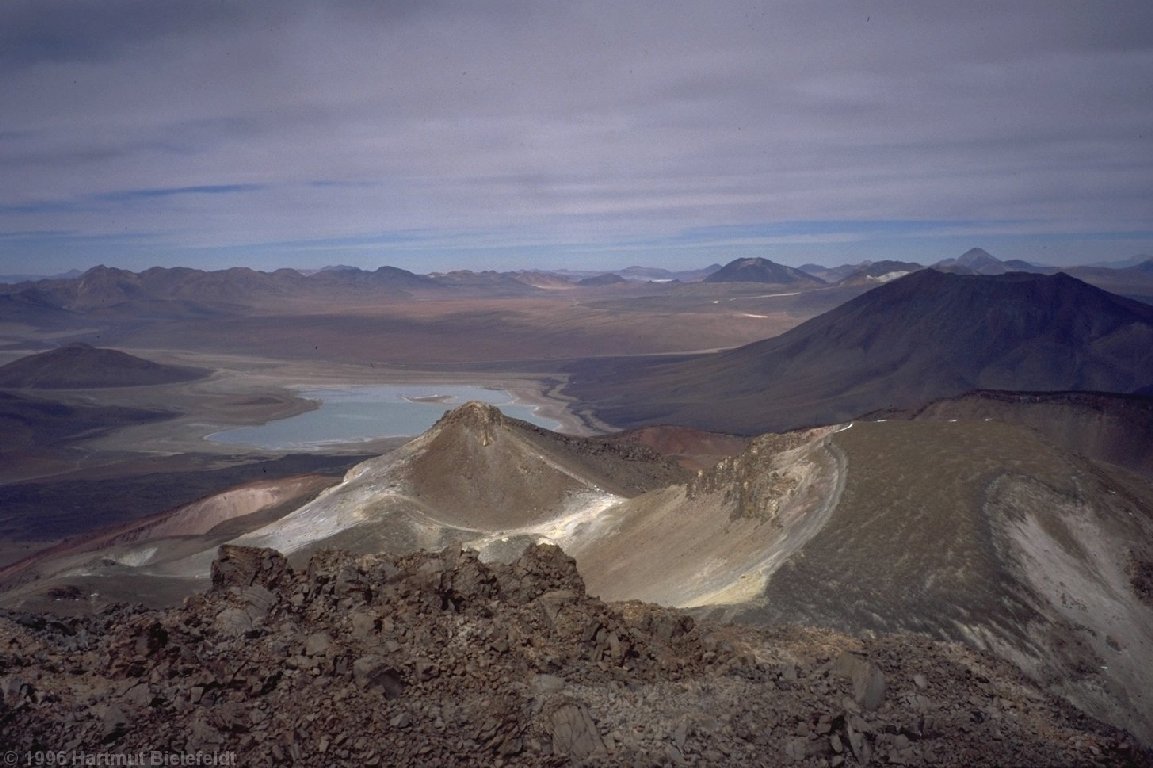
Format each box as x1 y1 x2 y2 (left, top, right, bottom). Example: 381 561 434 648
208 384 562 450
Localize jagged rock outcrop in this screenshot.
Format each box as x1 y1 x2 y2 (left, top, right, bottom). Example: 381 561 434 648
690 427 833 522
433 400 506 447
1 543 1147 766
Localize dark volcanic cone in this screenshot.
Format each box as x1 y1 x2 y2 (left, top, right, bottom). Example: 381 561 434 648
568 270 1153 434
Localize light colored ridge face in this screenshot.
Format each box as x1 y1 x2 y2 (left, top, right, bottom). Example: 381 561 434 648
569 425 847 608
987 475 1153 744
462 489 627 561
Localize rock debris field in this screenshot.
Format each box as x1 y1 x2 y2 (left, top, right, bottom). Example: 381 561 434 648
2 543 1149 767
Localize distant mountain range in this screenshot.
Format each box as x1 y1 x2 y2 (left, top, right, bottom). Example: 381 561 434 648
619 264 723 281
0 263 717 327
552 264 723 282
566 269 1153 434
800 247 1045 280
0 270 83 284
3 249 1150 307
1086 254 1153 269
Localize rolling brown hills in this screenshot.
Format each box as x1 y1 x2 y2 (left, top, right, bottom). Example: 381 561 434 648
0 403 688 601
565 269 1153 434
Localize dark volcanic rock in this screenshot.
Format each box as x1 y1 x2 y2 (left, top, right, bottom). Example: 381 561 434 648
831 651 887 711
211 545 289 591
549 702 605 757
1 543 1148 766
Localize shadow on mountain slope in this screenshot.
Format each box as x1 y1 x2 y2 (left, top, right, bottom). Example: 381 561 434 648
565 270 1153 434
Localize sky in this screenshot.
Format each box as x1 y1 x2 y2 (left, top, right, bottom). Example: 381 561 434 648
2 1 1152 275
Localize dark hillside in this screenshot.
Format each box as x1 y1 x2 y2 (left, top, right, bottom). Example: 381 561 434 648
566 270 1153 434
0 343 209 389
877 389 1153 477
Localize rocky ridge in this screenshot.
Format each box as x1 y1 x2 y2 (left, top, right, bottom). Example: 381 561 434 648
2 543 1148 767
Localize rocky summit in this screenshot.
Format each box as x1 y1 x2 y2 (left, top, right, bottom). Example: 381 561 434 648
2 544 1148 767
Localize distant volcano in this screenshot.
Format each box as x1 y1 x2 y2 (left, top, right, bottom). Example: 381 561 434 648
0 343 210 389
567 269 1153 434
703 257 825 285
933 247 1041 275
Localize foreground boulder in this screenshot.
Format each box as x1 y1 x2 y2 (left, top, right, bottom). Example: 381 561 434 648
1 543 1148 766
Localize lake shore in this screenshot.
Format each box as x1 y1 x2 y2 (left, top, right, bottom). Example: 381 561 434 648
208 383 570 450
73 351 600 460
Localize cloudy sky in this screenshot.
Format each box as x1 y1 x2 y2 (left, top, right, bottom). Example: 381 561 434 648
2 1 1152 274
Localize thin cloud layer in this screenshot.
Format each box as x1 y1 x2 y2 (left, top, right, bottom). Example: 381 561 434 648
1 0 1151 271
